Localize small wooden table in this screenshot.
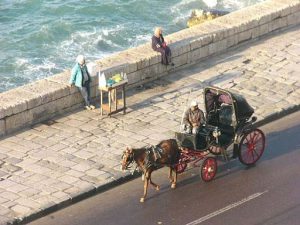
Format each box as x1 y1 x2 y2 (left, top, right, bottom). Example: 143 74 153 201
99 80 127 116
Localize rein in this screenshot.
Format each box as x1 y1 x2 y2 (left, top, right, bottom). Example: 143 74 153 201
122 151 135 169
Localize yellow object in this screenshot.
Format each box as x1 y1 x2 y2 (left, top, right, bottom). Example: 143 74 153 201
112 73 123 83
187 9 227 28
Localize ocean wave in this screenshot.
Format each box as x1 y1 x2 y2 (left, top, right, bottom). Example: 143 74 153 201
0 0 266 93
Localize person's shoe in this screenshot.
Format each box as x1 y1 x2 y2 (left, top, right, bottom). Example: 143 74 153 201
89 105 95 110
85 106 91 110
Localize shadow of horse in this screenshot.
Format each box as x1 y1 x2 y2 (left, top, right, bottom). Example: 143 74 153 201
121 139 180 202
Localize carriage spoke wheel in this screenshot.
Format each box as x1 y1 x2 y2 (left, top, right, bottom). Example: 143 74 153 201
200 157 217 182
238 129 265 166
175 162 187 174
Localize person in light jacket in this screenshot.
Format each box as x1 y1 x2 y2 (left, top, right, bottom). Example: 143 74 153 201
183 100 205 134
69 55 95 110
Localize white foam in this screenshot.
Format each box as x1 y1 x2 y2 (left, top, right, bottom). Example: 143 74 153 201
203 0 217 8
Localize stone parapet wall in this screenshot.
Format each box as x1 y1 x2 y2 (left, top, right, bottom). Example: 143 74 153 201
1 0 300 137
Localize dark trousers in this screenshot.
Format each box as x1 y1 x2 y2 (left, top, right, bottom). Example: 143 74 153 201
79 82 91 106
156 47 172 65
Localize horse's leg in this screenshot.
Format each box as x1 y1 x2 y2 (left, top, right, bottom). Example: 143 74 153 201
171 167 177 189
149 170 160 191
140 170 150 203
169 167 173 183
141 173 145 181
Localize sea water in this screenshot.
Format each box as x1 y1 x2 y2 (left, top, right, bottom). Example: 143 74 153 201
0 0 265 93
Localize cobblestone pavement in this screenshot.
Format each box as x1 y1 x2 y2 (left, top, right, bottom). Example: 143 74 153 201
1 25 300 224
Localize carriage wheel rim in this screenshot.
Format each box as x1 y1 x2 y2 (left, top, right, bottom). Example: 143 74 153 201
201 158 217 181
239 129 265 165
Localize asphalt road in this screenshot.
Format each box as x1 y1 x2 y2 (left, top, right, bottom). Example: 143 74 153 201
28 111 300 225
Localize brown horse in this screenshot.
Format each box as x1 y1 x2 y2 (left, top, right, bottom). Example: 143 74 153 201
121 139 180 202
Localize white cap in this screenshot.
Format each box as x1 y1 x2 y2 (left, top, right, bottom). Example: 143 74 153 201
76 55 85 65
191 100 198 107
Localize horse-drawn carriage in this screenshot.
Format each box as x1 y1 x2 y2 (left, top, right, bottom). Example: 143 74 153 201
122 86 266 202
175 86 266 181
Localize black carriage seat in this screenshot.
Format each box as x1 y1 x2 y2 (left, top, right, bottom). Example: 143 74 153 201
175 131 207 151
217 103 235 146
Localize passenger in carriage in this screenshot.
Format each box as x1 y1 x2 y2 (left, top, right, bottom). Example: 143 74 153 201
183 100 205 134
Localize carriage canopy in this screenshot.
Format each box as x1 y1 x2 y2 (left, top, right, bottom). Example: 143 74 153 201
204 86 254 123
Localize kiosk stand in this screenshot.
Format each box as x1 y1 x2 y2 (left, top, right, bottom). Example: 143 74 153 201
99 79 127 116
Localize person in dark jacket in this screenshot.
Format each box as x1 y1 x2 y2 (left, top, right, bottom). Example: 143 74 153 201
151 27 174 66
69 55 95 110
183 100 205 134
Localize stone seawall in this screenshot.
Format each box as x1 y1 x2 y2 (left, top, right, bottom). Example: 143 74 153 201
0 0 300 137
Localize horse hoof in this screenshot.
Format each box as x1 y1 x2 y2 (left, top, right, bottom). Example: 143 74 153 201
156 186 160 191
140 198 145 203
171 183 176 189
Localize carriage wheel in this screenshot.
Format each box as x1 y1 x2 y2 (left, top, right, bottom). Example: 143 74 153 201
238 129 265 166
200 157 217 182
175 162 187 174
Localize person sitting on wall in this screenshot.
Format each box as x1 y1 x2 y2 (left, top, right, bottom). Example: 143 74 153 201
69 55 95 110
151 27 174 66
183 100 205 134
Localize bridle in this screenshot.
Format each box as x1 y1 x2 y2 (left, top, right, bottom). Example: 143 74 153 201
121 150 135 170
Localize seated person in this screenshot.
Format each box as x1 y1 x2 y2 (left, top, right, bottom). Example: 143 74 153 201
151 27 174 66
182 100 205 134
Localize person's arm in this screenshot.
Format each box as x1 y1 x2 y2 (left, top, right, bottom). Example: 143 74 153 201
152 36 161 49
200 109 205 125
183 109 191 126
160 34 167 48
84 64 91 82
69 64 77 85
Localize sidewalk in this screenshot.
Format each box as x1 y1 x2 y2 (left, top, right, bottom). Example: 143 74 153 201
0 25 300 225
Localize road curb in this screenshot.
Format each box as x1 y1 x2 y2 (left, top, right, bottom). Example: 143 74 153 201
12 172 142 225
255 105 300 128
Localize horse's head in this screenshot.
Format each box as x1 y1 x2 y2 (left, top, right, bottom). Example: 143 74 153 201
121 147 134 171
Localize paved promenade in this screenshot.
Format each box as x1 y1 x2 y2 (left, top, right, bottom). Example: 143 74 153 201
0 25 300 225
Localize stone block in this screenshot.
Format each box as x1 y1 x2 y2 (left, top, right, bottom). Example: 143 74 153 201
140 65 159 81
188 49 200 63
173 53 188 68
0 105 13 119
0 88 40 117
238 30 252 44
201 34 213 46
127 71 142 85
212 30 226 43
5 111 33 134
22 79 70 105
208 43 218 55
287 11 300 26
227 35 239 48
137 57 150 70
127 61 138 73
190 38 202 51
171 41 190 57
258 10 273 25
149 54 161 66
46 71 71 85
269 17 288 32
0 119 5 136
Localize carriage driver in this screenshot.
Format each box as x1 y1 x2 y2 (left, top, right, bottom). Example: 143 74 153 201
182 100 205 134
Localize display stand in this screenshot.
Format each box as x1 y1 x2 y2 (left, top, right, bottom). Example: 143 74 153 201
99 80 127 116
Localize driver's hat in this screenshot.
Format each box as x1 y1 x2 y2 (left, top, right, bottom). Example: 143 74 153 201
190 100 198 107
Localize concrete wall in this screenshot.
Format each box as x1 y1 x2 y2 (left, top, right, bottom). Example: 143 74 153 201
1 0 300 137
